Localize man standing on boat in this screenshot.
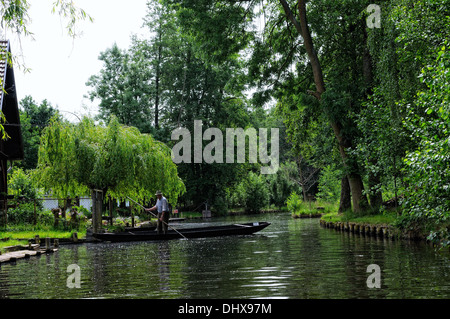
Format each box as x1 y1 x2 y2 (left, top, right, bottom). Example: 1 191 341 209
145 191 170 234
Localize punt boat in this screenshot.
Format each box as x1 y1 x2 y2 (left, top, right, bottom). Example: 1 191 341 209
93 221 270 242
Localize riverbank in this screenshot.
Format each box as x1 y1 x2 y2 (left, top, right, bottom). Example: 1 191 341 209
319 212 429 242
229 208 287 216
0 237 59 265
292 212 323 218
0 218 161 252
1 233 85 255
0 229 85 253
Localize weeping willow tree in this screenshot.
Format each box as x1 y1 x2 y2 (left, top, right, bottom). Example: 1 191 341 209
34 116 185 232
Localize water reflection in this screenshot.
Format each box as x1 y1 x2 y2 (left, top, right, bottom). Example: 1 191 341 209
156 241 171 292
0 214 449 299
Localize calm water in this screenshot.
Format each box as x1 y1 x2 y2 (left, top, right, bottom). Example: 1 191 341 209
0 213 449 299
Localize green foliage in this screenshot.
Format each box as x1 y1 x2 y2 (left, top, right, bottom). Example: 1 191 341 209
245 172 270 214
267 161 299 209
230 172 269 214
6 203 54 226
286 191 302 214
34 115 185 205
401 44 450 227
0 0 32 37
38 210 54 226
0 227 81 240
287 192 336 216
8 167 41 200
6 203 35 225
0 240 28 253
12 0 446 244
18 111 40 170
51 0 93 38
72 205 91 219
427 229 450 249
316 164 341 203
20 96 59 133
86 43 153 133
164 0 255 65
86 2 255 212
323 210 397 225
18 96 60 169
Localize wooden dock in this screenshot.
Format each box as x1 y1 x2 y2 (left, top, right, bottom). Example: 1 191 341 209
0 239 59 265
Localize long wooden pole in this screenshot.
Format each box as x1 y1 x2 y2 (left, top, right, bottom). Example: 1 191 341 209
127 197 188 240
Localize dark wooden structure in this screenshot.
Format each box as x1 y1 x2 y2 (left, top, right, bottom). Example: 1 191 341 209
92 221 271 242
0 40 24 226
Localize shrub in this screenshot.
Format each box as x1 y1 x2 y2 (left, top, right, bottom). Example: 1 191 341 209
8 168 43 200
38 210 54 226
213 193 228 216
6 203 55 226
230 172 270 213
7 203 36 225
316 164 341 203
243 172 269 214
73 205 92 219
286 191 302 214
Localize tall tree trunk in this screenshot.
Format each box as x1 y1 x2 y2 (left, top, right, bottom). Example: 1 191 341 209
155 24 162 129
329 120 369 213
91 189 104 233
363 19 383 210
296 157 308 202
338 176 351 213
280 0 369 213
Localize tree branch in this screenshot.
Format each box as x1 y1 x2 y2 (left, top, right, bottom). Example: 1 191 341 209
279 0 303 36
279 0 325 99
297 0 325 98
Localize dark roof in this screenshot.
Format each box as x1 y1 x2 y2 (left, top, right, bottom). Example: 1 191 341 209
0 40 24 161
0 41 8 105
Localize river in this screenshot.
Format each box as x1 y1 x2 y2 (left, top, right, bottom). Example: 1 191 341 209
0 213 449 299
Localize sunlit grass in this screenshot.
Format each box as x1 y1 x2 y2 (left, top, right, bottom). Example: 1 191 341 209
0 239 29 253
0 230 77 240
291 200 339 217
0 224 85 242
321 211 398 225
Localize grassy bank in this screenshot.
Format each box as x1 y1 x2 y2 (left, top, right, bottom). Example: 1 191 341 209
180 211 203 218
290 200 339 218
321 211 398 225
0 225 85 246
0 239 29 254
0 229 80 240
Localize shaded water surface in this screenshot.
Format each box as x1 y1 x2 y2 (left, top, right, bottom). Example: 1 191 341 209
0 213 449 298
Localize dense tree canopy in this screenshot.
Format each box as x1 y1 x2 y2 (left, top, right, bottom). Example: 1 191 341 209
18 96 60 170
34 116 185 204
85 43 154 133
154 0 450 240
4 0 449 243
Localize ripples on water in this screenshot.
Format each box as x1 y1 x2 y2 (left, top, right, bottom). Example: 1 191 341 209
0 213 449 299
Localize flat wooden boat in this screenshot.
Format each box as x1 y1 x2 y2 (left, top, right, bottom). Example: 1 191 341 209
93 221 270 242
123 226 156 232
